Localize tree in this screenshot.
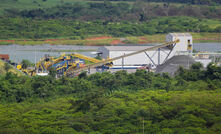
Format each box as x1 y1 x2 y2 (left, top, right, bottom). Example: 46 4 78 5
21 59 32 69
4 63 12 72
137 108 148 134
48 67 57 78
191 62 203 70
215 26 221 32
78 71 87 79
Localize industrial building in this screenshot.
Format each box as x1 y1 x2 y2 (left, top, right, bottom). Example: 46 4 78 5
98 33 193 69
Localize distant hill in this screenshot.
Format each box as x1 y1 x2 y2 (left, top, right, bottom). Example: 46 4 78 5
0 0 85 15
1 0 220 16
93 0 221 5
0 0 221 40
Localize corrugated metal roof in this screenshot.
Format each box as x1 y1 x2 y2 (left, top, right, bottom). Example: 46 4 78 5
102 46 154 51
168 33 192 37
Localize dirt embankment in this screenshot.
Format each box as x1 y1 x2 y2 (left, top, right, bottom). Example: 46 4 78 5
86 36 112 40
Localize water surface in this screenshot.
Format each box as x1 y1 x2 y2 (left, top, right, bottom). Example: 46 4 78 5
0 43 220 63
0 44 99 63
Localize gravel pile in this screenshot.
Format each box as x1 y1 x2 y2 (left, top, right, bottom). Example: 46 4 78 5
155 55 196 76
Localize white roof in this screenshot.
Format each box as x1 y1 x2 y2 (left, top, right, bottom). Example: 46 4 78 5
102 46 154 51
168 33 192 37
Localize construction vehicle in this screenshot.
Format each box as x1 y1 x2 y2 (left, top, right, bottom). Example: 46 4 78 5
17 40 178 77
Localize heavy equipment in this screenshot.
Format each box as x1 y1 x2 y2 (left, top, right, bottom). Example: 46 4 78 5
17 40 179 77
66 40 179 77
34 53 104 77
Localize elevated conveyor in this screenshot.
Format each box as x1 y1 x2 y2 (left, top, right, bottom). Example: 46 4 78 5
71 53 101 63
66 40 180 76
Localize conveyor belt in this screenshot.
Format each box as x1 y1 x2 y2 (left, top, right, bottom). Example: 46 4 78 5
71 53 101 63
66 40 179 76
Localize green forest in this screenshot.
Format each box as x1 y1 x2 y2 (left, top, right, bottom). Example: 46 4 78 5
97 0 221 5
0 17 221 39
1 0 221 133
1 63 221 133
0 0 221 40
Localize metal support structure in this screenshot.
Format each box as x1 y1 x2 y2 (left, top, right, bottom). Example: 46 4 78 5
121 53 125 70
150 50 158 59
122 57 124 70
144 52 157 67
88 68 90 74
158 48 160 65
163 43 177 64
66 40 180 76
160 49 169 55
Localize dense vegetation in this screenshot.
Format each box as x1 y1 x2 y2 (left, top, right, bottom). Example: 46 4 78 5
1 1 221 40
0 60 23 75
99 0 221 5
4 2 221 20
1 63 221 133
0 17 221 39
151 0 221 5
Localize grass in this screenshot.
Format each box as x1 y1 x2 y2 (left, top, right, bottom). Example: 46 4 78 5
199 19 221 29
0 37 120 45
0 33 221 46
0 60 24 76
0 0 87 15
126 33 221 44
0 0 136 15
192 33 221 42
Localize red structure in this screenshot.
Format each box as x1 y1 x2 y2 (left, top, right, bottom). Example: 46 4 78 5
0 54 9 61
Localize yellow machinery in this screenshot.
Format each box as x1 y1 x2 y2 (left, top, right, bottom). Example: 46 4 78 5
187 40 192 51
17 65 36 76
21 53 104 77
17 40 179 77
71 53 101 63
66 40 180 77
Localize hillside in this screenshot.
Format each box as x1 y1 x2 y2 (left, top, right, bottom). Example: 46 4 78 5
0 59 23 75
0 63 221 133
0 0 221 42
0 17 221 42
0 0 85 15
1 90 221 133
